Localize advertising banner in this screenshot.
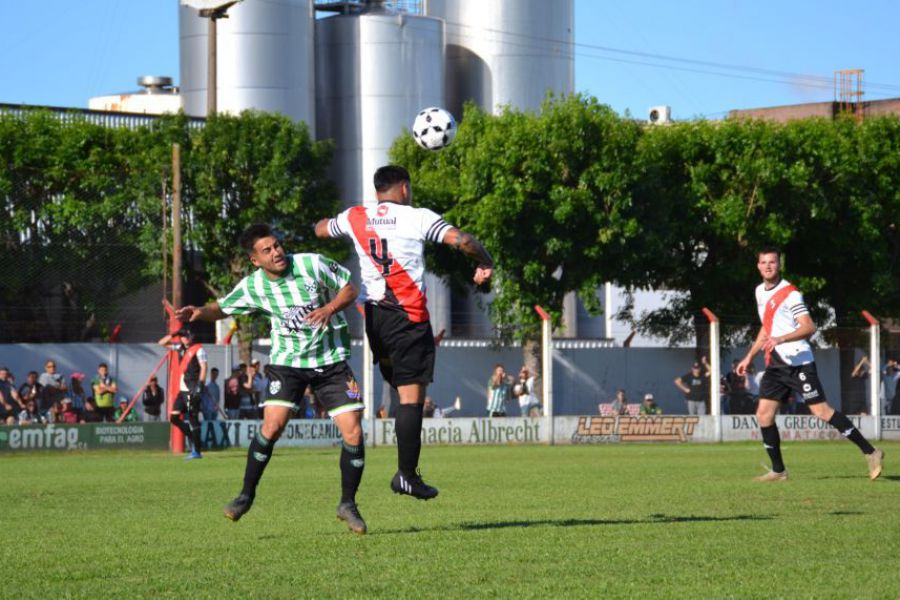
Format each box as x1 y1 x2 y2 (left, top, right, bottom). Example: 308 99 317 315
0 423 170 452
200 419 347 449
373 417 546 446
555 415 712 444
722 414 871 442
881 416 900 441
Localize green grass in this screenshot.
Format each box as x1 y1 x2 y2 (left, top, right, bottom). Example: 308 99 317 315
2 442 899 599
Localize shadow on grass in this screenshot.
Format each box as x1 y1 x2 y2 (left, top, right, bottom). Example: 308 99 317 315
373 513 774 536
828 511 863 516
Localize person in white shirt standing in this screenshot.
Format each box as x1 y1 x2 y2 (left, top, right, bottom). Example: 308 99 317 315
316 165 493 500
736 247 883 481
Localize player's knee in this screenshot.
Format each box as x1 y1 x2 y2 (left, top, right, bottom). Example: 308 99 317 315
343 424 363 446
169 413 181 425
261 420 286 441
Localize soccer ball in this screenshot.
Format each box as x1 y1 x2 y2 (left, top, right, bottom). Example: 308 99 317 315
412 107 456 150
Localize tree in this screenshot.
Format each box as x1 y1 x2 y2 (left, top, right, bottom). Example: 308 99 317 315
0 110 163 342
392 95 643 340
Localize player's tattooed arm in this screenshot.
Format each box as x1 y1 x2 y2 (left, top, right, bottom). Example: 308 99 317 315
442 228 494 284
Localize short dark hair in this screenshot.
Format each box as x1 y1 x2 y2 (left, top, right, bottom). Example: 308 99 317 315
758 245 781 259
99 362 108 369
240 223 277 254
374 165 410 193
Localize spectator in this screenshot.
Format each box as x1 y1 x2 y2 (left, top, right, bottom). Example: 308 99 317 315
609 388 629 415
115 399 137 423
80 398 103 423
223 367 241 420
239 363 257 419
142 376 164 421
203 367 222 421
848 355 870 414
486 364 512 417
513 366 540 417
18 399 45 425
883 358 900 415
0 367 24 424
59 398 80 424
640 392 663 415
674 357 711 415
746 363 761 402
251 359 267 410
91 363 118 422
17 371 41 414
423 395 436 418
724 359 752 415
38 359 67 414
69 373 87 413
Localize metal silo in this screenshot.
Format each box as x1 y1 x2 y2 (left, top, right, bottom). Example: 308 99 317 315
423 0 574 116
315 3 444 208
178 0 316 125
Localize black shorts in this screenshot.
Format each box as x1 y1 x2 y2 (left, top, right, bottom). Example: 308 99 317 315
364 302 435 387
759 362 827 405
172 392 200 415
264 362 362 417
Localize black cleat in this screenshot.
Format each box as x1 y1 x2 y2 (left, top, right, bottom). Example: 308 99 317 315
336 501 367 535
390 470 439 500
223 493 254 522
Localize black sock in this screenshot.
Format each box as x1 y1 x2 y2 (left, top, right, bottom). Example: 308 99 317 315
188 413 202 453
241 431 274 498
828 411 875 454
761 424 786 473
170 415 191 442
395 403 423 476
339 441 365 504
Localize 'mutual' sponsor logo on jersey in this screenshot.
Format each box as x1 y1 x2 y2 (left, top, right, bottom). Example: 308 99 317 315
366 217 397 229
269 380 282 395
572 415 700 443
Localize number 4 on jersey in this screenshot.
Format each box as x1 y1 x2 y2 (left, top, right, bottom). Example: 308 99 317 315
368 238 393 275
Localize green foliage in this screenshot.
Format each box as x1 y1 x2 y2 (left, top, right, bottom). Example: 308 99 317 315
2 443 899 597
397 99 900 345
0 109 338 343
394 95 643 339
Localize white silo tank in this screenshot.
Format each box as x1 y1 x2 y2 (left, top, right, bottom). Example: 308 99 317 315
423 0 574 116
178 0 316 126
315 4 450 335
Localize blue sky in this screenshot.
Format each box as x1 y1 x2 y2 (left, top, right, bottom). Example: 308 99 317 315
1 1 898 120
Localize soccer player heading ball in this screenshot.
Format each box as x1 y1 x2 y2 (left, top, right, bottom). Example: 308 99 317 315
175 224 368 534
316 165 494 500
736 247 884 482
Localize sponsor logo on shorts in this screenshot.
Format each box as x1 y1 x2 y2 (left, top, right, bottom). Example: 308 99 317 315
345 378 360 400
269 380 282 395
802 390 820 400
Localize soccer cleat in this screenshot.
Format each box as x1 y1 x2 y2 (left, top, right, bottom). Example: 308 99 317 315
223 494 254 522
336 502 367 535
753 468 788 482
184 450 202 460
390 470 439 500
866 448 885 481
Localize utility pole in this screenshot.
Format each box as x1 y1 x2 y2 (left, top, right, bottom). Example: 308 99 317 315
182 1 242 116
172 143 182 309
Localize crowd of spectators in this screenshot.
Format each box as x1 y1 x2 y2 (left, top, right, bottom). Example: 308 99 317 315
0 358 334 427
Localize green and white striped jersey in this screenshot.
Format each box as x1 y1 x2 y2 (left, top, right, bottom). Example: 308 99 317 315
218 253 352 368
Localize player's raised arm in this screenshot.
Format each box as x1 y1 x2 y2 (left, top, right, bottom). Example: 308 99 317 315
441 227 494 285
174 302 228 323
314 218 332 239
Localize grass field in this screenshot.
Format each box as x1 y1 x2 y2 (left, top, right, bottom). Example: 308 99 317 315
3 442 899 599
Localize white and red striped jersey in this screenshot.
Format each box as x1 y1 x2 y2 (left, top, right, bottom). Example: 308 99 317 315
755 279 814 366
328 202 453 322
